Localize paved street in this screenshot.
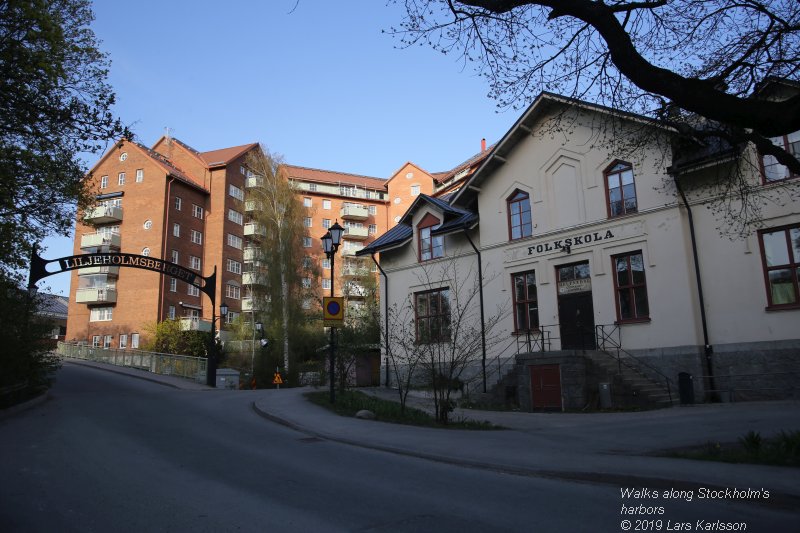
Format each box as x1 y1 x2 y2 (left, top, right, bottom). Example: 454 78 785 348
1 362 798 532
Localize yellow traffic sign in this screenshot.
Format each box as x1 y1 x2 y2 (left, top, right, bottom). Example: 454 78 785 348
323 296 344 326
273 372 283 385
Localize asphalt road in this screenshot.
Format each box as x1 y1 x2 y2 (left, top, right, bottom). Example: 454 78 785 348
0 364 796 532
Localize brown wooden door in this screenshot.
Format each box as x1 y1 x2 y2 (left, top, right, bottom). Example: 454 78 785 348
530 364 562 411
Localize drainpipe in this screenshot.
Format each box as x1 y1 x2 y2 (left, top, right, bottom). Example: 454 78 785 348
463 231 487 394
673 174 716 400
371 253 391 387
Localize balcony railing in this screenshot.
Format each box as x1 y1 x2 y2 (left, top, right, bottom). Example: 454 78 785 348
341 245 365 256
84 206 123 224
340 205 369 220
344 226 369 240
75 288 117 304
242 271 266 285
179 317 212 332
246 176 264 188
79 266 120 277
80 232 121 250
244 223 266 237
242 297 256 312
244 247 265 262
244 200 263 212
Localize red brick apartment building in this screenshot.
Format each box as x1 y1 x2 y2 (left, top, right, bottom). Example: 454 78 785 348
66 136 490 349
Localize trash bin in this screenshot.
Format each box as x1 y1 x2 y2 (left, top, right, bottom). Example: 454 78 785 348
599 382 612 409
678 372 694 405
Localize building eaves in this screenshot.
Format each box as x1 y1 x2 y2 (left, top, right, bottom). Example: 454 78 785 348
283 164 387 190
37 293 69 319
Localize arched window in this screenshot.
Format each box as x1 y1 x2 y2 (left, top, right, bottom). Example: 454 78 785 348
507 190 532 240
605 161 638 217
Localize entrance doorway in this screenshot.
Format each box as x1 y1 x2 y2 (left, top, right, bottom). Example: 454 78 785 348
530 364 562 411
556 262 595 350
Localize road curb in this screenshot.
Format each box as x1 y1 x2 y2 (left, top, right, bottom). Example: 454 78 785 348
250 400 800 512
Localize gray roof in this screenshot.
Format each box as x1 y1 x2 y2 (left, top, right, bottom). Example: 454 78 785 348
37 293 69 319
356 223 413 256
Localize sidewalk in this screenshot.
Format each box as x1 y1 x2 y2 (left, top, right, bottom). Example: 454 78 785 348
253 386 800 503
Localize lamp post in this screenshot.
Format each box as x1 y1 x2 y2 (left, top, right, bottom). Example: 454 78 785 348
207 300 229 387
321 220 344 403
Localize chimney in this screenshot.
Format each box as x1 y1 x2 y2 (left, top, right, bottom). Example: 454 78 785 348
481 138 486 152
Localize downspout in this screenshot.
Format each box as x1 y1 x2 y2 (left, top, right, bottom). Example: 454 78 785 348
159 177 175 322
371 253 391 387
463 231 487 394
672 174 716 400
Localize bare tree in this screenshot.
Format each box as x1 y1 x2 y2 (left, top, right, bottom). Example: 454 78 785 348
392 256 507 423
389 1 800 174
245 148 313 375
381 297 429 414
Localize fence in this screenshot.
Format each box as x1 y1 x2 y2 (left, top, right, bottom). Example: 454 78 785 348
57 342 207 383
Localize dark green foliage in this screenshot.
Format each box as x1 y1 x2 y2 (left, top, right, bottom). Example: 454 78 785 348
143 320 210 359
0 281 61 405
670 430 800 467
0 0 127 279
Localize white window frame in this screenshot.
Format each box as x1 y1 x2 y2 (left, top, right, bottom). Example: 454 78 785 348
168 306 176 319
192 204 204 219
323 199 331 210
229 184 244 201
304 197 312 207
228 209 243 225
173 223 180 237
100 176 108 189
171 250 179 264
175 196 182 210
228 233 243 249
170 278 177 292
188 284 200 297
227 259 242 274
119 334 128 349
303 237 312 248
131 333 140 349
118 172 126 186
190 256 201 270
191 230 203 245
225 284 241 300
136 169 144 182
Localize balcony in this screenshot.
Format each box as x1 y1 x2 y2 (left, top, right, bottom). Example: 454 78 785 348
179 317 212 332
242 297 255 312
84 206 123 224
246 176 264 188
340 205 369 221
242 271 266 285
344 226 369 240
244 247 265 262
79 266 120 277
244 200 263 212
80 232 121 250
75 288 117 304
341 244 365 257
344 282 367 298
244 223 266 237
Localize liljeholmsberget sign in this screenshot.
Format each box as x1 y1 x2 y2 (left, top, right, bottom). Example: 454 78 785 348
59 253 199 285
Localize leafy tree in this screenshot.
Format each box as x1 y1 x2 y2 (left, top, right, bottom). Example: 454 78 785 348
243 147 318 377
336 260 381 391
1 0 127 280
390 1 800 175
142 319 209 359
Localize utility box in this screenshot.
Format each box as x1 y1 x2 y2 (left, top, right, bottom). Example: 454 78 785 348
678 372 694 405
599 382 612 409
216 368 241 390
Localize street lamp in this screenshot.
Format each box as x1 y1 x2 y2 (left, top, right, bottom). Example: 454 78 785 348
207 300 228 387
322 220 344 403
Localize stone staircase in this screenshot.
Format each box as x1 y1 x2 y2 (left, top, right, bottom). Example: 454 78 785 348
588 350 674 408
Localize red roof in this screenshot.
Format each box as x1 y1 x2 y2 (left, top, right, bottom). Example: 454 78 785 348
282 164 386 190
200 143 260 167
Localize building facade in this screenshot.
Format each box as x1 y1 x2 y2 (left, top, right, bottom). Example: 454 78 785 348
361 91 800 410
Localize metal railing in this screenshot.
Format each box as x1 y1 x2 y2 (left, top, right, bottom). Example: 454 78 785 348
515 325 554 353
57 342 207 383
595 324 673 404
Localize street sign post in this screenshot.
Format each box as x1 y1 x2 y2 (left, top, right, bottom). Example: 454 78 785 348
323 296 344 327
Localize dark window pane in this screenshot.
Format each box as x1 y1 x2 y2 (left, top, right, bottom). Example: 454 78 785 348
616 258 630 286
618 290 633 319
527 303 539 329
630 254 645 284
763 231 790 266
526 273 536 296
769 269 796 304
575 263 590 279
791 228 800 263
514 275 525 301
634 287 649 317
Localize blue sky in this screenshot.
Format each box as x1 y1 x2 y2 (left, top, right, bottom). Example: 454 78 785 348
39 0 520 295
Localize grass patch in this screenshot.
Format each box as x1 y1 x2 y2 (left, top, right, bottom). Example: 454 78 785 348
667 430 800 467
305 390 503 430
